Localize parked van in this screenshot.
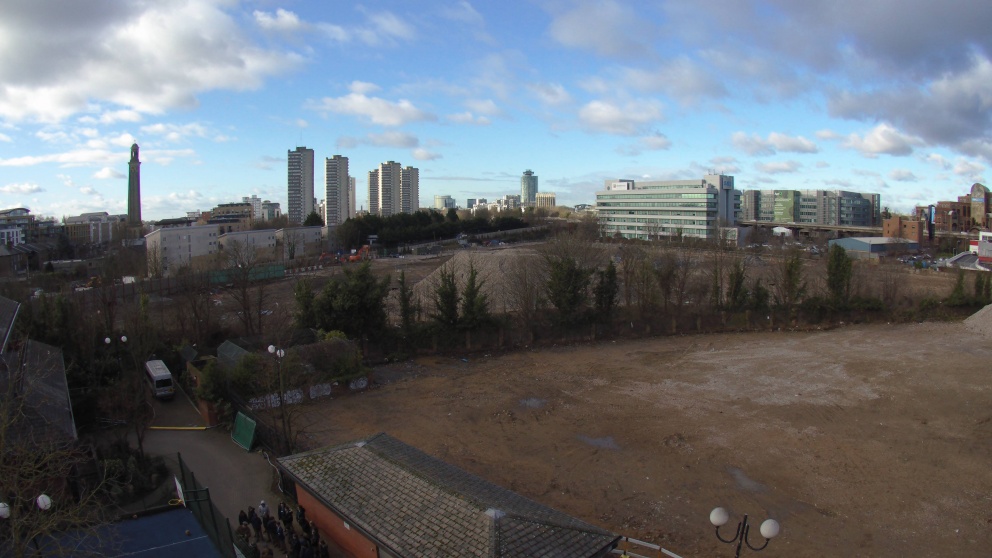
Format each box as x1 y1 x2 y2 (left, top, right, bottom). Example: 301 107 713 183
144 360 175 400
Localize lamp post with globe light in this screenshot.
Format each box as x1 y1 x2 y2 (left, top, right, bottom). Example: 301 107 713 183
0 493 53 556
267 345 291 453
709 507 780 557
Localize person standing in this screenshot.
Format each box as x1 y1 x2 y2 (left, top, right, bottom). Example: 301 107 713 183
258 500 270 519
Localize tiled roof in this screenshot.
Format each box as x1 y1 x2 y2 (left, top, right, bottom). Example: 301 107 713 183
1 340 76 444
279 433 619 558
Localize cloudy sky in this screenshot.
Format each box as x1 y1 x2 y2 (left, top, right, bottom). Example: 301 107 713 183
1 0 991 221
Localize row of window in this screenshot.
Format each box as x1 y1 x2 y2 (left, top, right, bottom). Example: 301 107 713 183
597 193 716 200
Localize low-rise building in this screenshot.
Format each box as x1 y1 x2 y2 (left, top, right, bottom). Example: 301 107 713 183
145 224 220 276
883 216 925 244
278 433 620 558
63 212 126 247
277 226 325 260
536 192 557 209
828 236 918 259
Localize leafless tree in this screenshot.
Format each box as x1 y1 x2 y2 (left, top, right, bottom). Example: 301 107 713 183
503 254 546 342
1 349 109 558
226 240 269 337
617 244 646 309
172 264 214 347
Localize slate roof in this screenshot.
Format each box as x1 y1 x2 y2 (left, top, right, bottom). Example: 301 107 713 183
279 433 620 558
217 339 250 370
1 340 76 444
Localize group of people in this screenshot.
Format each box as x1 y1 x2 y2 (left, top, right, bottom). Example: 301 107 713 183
236 500 330 558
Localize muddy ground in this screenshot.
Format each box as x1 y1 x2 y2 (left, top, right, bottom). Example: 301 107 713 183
296 321 992 557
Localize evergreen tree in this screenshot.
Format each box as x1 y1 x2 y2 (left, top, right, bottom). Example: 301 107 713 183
397 271 417 343
593 260 619 322
303 211 324 227
313 262 390 340
430 265 459 331
545 254 593 326
826 244 853 307
293 277 316 329
459 262 491 330
726 259 749 310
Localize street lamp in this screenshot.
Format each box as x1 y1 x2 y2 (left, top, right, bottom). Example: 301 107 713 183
710 507 780 557
105 335 129 377
267 345 291 454
0 493 54 554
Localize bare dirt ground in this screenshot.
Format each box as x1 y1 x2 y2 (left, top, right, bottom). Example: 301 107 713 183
299 321 992 557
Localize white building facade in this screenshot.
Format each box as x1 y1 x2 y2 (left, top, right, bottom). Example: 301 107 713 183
596 174 740 241
145 224 220 276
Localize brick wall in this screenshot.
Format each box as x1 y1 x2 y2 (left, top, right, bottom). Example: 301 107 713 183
297 488 378 558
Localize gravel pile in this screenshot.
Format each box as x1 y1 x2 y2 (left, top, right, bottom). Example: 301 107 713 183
964 303 992 337
412 248 544 314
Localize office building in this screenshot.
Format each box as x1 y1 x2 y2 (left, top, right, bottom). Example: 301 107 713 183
741 189 881 227
535 192 556 209
324 155 350 226
287 146 315 225
242 195 264 219
63 212 126 246
596 175 739 241
521 170 538 205
261 200 281 221
434 195 456 210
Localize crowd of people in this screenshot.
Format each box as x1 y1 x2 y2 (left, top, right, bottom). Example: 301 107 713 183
236 500 331 558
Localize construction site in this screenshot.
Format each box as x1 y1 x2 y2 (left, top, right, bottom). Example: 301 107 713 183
205 244 991 558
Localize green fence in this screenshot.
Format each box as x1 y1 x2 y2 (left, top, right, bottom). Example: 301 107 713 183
177 452 258 558
231 412 257 451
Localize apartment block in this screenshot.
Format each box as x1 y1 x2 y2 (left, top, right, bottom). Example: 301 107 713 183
145 224 220 276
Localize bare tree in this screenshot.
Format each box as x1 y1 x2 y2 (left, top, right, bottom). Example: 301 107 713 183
618 244 646 309
1 349 108 558
145 245 163 279
504 254 546 342
226 240 269 336
173 264 214 347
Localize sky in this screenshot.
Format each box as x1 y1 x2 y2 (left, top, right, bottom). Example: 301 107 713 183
1 0 991 222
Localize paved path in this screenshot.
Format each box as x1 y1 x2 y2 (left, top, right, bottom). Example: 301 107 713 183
142 389 349 557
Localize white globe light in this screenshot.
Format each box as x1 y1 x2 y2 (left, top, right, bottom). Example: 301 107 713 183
121 336 127 343
709 507 729 527
268 345 276 354
760 519 780 539
0 502 9 519
36 494 52 511
104 337 111 344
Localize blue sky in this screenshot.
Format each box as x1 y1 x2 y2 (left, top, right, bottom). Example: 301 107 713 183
1 0 991 221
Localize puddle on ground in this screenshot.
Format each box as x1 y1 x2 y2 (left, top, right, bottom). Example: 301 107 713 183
577 435 620 450
728 467 767 493
519 398 547 409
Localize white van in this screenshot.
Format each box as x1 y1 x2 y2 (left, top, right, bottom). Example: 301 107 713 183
144 360 175 400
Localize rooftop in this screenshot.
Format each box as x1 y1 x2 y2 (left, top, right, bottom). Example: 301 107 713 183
279 433 619 558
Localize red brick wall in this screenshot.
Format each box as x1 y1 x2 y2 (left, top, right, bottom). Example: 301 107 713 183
296 488 378 558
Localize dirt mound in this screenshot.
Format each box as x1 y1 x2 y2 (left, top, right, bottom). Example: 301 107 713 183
412 248 544 314
964 303 992 337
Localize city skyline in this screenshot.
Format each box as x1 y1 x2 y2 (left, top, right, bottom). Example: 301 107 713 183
0 1 990 221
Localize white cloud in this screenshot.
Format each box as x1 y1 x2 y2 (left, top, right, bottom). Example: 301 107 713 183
924 153 951 170
578 99 663 135
732 132 818 155
0 148 122 167
755 161 802 174
816 129 841 140
354 10 416 45
843 123 922 157
548 0 652 58
94 167 125 179
0 133 11 142
348 81 380 95
253 9 303 32
412 148 442 161
367 131 420 148
447 112 490 125
953 158 984 177
442 1 484 26
141 122 208 142
305 90 436 126
465 99 500 116
888 169 917 182
640 133 672 150
528 83 572 106
78 109 142 125
622 58 728 105
0 182 43 194
0 0 303 123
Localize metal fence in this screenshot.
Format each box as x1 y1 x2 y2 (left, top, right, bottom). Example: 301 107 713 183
177 452 258 558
